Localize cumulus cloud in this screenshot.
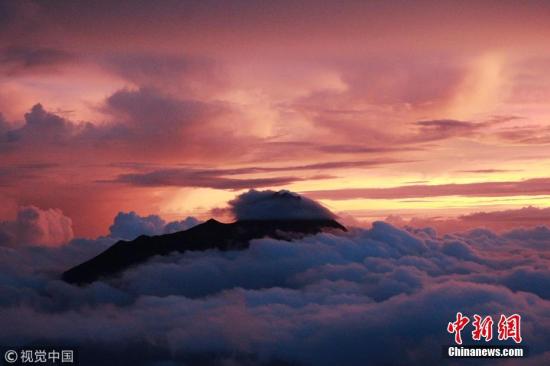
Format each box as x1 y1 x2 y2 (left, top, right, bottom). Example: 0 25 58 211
104 87 215 129
0 206 199 246
0 90 250 163
0 205 73 247
1 220 550 365
163 217 201 234
226 189 336 221
109 211 200 240
108 212 166 240
2 103 88 146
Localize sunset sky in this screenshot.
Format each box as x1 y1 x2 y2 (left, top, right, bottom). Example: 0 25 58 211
1 0 550 237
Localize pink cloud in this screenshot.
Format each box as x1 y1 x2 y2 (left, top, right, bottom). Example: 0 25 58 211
0 205 73 247
305 178 550 200
386 206 550 234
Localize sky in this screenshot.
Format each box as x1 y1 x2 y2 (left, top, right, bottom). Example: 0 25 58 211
1 0 550 237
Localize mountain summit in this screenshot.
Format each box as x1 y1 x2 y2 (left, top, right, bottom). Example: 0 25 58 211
62 218 346 285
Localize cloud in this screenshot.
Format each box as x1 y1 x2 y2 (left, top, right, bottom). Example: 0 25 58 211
104 87 217 129
463 206 550 224
317 144 422 154
108 212 166 240
0 112 8 132
226 189 336 221
1 219 550 365
0 99 254 236
163 217 201 234
0 163 58 187
112 168 311 190
411 119 483 142
0 205 73 247
0 46 73 75
0 90 250 162
501 267 550 300
457 169 522 174
109 211 199 240
109 159 404 189
304 177 550 200
0 206 199 246
2 103 87 146
494 125 550 145
101 53 226 96
387 206 550 234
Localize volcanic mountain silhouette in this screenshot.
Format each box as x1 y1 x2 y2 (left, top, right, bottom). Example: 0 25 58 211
62 218 346 285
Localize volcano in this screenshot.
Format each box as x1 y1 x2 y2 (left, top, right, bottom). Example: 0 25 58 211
62 218 346 285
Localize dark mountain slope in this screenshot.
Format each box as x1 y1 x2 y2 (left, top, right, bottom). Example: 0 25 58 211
62 218 346 285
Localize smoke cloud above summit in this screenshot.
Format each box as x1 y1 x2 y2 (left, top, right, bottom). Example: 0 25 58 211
227 189 337 221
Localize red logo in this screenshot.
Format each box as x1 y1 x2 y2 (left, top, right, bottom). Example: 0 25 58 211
447 312 470 345
472 314 494 342
498 314 522 344
447 313 522 344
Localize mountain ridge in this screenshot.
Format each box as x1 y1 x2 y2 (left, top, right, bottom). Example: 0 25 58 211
62 218 346 285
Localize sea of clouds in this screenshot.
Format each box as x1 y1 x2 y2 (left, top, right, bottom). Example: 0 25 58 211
1 191 550 365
